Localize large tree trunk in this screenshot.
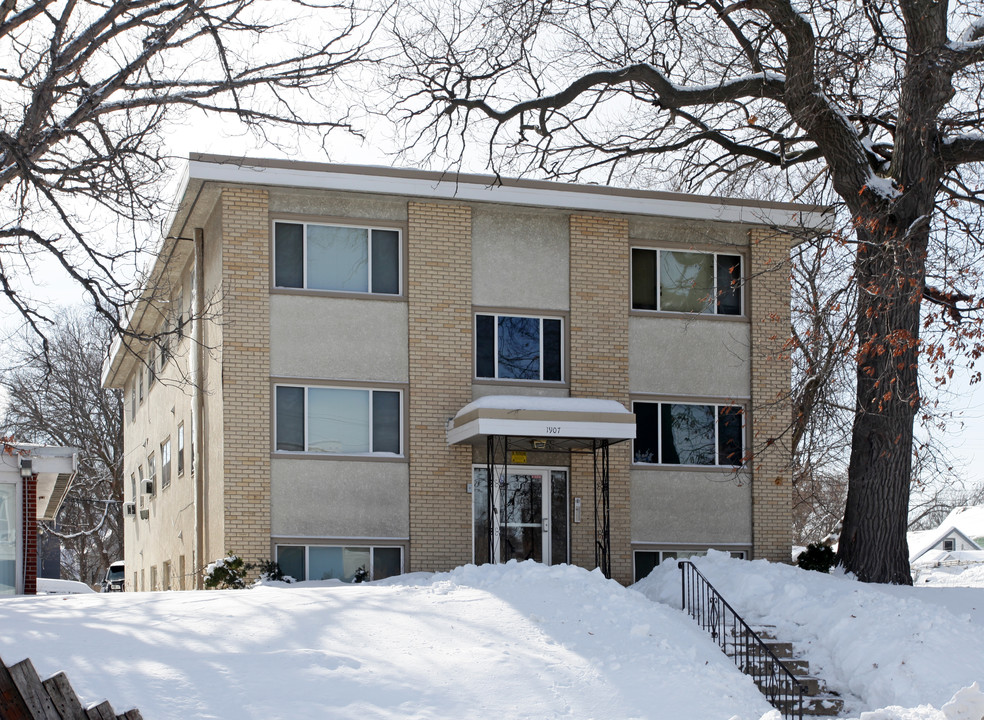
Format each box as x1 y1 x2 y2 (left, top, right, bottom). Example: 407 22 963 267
837 220 928 584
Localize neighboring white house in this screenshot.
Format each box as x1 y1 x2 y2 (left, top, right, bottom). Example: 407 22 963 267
938 505 984 547
0 444 78 595
909 524 984 567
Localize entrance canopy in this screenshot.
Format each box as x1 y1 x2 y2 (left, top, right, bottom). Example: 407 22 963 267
447 395 635 450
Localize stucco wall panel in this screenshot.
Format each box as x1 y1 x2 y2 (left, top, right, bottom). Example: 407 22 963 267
629 217 748 248
268 188 407 222
270 296 408 381
629 316 750 397
271 459 409 538
630 470 752 544
472 206 569 310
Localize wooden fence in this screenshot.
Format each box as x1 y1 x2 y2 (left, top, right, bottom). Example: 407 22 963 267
0 656 142 720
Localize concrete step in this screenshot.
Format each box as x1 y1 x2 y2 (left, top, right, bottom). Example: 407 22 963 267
772 694 845 718
741 656 810 676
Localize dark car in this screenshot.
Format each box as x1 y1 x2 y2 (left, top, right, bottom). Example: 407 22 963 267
101 561 125 592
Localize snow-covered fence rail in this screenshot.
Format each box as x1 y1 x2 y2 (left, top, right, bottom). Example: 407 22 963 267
0 655 142 720
678 561 807 720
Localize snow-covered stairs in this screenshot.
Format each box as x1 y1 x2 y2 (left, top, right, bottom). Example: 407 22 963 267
751 628 845 717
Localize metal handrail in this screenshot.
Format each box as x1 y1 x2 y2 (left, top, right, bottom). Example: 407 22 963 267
678 561 806 720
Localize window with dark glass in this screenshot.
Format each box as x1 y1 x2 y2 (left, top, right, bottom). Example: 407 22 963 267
631 248 742 315
475 314 563 382
275 385 402 455
632 401 744 466
274 221 400 294
276 544 403 582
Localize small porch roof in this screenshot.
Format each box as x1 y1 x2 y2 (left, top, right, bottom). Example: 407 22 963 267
447 395 636 450
1 444 78 521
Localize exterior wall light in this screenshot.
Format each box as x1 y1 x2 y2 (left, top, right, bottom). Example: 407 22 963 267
19 457 33 478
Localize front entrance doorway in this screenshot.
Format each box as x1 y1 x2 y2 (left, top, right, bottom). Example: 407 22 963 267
472 466 569 566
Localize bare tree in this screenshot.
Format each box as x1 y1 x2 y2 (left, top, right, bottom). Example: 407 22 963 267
0 0 378 349
2 309 123 584
389 0 984 583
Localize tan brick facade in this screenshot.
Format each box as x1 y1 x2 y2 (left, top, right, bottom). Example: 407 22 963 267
219 187 272 566
407 202 474 572
569 215 632 585
748 227 793 562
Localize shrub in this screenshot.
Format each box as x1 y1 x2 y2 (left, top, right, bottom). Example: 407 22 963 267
256 559 292 583
796 543 837 573
203 554 250 589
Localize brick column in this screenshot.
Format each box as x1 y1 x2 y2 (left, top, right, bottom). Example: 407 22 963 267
220 187 272 567
569 215 632 585
407 202 473 573
22 476 37 595
748 228 793 562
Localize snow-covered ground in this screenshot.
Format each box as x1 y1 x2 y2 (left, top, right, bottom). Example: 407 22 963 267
637 552 984 719
1 558 982 720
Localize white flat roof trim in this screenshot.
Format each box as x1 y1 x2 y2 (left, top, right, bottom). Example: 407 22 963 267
448 418 636 446
188 158 828 228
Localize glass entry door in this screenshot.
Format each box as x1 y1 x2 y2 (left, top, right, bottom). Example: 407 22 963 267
473 467 569 566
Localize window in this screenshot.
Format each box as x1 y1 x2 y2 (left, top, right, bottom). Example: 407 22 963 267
129 379 136 420
943 538 956 552
475 314 563 381
633 401 743 466
275 385 402 455
162 560 171 591
147 348 156 388
177 423 185 477
147 454 156 495
160 439 171 489
632 248 742 315
150 565 158 591
634 549 746 583
276 544 403 583
138 367 144 403
274 221 401 294
179 555 186 591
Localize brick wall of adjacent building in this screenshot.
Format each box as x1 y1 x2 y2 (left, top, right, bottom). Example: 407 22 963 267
219 187 272 567
748 227 793 563
569 215 633 585
22 476 37 595
407 202 474 572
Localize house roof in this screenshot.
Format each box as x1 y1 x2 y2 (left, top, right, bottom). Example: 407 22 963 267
102 154 833 388
940 505 984 543
1 444 79 522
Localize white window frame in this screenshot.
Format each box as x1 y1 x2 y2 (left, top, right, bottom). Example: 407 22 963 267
631 247 744 315
147 454 156 496
474 313 565 382
177 423 185 477
160 439 171 489
272 220 402 295
632 400 745 467
274 543 404 582
274 384 404 457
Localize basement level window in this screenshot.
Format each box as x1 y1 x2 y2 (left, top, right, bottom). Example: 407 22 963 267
634 548 746 583
276 544 402 583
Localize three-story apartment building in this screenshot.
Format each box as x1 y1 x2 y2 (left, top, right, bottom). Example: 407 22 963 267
101 154 826 589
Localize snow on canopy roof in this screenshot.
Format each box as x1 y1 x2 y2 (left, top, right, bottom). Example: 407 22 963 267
448 395 635 447
454 395 631 417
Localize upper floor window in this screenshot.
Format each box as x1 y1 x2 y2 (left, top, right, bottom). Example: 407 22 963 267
160 439 171 489
633 401 743 466
475 313 563 382
632 248 742 315
177 423 185 477
274 221 400 295
275 385 402 456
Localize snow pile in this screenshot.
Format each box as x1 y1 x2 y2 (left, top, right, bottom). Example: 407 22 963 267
0 561 775 720
635 552 984 717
